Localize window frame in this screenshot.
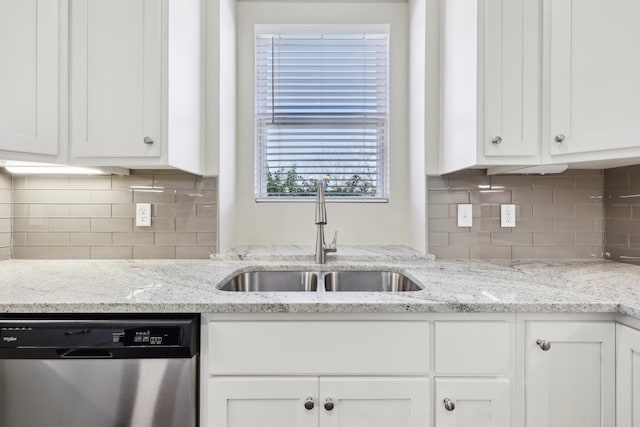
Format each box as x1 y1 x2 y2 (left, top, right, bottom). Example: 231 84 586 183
253 24 390 203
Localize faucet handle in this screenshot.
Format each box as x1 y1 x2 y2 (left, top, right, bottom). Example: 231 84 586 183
327 231 338 252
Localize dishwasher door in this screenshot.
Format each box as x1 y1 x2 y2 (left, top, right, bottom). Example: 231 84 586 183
0 356 196 427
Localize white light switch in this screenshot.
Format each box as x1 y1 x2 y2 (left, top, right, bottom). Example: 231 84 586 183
136 203 152 227
457 204 473 227
501 204 516 228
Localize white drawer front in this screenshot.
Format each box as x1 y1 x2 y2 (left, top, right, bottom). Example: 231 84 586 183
434 321 511 374
208 321 430 375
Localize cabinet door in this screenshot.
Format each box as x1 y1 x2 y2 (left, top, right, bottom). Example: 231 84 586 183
70 0 162 159
617 324 640 427
483 0 539 159
319 377 429 427
0 0 60 156
525 321 615 427
208 377 318 427
547 0 640 157
435 378 510 427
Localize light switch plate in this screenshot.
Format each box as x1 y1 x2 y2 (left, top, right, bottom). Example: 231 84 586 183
501 204 516 228
457 204 473 227
136 203 152 227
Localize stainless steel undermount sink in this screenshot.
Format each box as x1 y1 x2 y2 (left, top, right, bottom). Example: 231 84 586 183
323 271 422 292
219 271 318 292
218 270 422 292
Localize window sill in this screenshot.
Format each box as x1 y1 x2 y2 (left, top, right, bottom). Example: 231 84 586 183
255 197 389 204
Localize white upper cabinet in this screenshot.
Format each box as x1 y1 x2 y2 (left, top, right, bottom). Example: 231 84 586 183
70 0 162 160
0 0 66 162
69 0 203 174
437 0 640 175
440 0 540 174
544 0 640 165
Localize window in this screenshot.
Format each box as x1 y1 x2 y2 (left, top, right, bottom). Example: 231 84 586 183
254 25 389 200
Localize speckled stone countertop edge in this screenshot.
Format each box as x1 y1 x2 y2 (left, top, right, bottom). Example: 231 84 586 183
0 246 639 318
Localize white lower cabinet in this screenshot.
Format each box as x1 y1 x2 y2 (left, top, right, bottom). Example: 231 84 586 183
434 378 511 427
319 377 429 427
209 377 318 427
208 376 429 427
204 316 432 427
204 314 632 427
617 324 640 427
525 321 615 427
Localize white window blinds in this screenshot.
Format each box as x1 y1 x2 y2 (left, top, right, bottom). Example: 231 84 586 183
255 30 389 199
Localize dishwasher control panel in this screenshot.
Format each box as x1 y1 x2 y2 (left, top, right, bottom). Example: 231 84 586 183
117 327 181 346
0 316 198 359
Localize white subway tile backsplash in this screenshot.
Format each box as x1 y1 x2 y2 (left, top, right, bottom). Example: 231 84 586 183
48 218 91 232
155 232 197 247
90 246 133 259
112 232 155 246
196 232 217 247
69 233 112 247
91 218 133 233
26 233 69 247
604 166 640 265
90 190 133 204
68 204 112 218
176 246 212 259
429 170 604 260
68 176 112 190
133 246 175 259
6 171 217 259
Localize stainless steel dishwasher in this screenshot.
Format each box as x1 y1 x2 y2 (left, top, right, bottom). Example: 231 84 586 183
0 315 199 427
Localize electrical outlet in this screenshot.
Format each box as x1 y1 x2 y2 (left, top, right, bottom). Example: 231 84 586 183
457 204 473 227
501 204 516 228
136 203 152 227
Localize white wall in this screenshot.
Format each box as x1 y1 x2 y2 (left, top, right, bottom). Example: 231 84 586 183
408 0 427 252
207 0 237 252
235 0 411 247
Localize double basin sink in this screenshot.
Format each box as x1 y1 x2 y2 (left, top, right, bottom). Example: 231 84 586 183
219 270 422 292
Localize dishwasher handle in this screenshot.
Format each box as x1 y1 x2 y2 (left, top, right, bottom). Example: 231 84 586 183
57 349 114 359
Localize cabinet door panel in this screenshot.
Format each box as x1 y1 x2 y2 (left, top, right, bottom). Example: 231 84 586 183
434 320 511 374
319 377 429 427
0 0 59 156
525 321 614 427
435 378 510 427
549 0 640 156
208 377 318 427
617 324 640 427
71 0 161 158
483 0 538 158
209 321 429 375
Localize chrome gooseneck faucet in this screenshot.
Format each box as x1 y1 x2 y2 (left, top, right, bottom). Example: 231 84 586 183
315 179 337 264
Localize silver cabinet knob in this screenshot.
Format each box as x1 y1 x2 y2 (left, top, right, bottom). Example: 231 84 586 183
304 397 315 410
443 398 456 411
554 134 565 143
144 136 154 145
491 136 502 144
536 339 551 351
324 398 335 411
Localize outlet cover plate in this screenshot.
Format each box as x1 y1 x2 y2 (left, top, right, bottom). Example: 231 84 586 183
136 203 152 227
501 204 516 228
457 204 473 227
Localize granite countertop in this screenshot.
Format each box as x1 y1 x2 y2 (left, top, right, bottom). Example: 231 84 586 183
0 245 639 319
